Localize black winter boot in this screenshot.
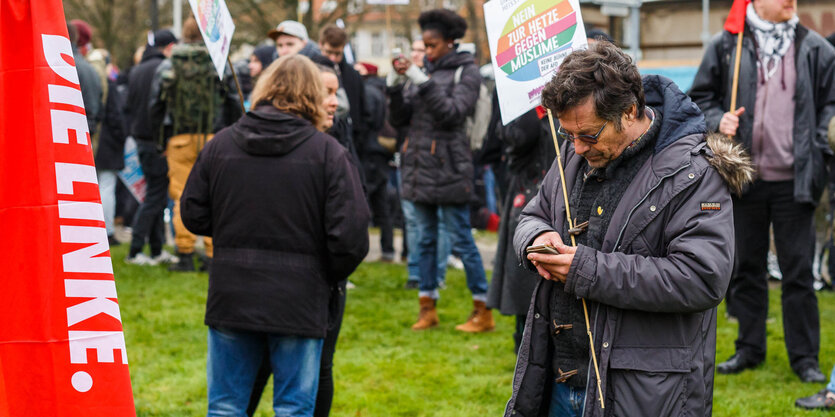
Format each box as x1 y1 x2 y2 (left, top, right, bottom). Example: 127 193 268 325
198 254 212 273
168 252 195 272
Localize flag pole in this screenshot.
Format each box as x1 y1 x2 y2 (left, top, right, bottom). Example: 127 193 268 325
546 108 605 409
730 29 743 112
226 55 246 114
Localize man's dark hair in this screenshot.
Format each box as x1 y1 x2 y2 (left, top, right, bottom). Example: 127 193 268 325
418 9 467 41
319 25 347 47
542 41 645 131
584 25 615 44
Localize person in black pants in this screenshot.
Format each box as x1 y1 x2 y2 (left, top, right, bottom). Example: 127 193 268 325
123 30 178 265
689 0 835 382
356 63 396 262
731 180 820 371
128 141 168 261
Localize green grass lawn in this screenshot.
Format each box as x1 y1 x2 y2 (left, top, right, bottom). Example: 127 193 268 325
113 243 835 416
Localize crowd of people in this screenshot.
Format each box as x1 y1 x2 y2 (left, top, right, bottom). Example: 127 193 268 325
66 0 835 414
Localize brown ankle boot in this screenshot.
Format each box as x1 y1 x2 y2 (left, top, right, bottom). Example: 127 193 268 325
412 296 439 330
455 300 495 333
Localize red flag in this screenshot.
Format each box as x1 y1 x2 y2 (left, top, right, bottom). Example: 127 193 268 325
724 0 750 34
0 1 136 415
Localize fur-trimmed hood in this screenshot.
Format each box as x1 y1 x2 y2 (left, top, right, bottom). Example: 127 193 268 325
705 132 756 196
642 75 755 196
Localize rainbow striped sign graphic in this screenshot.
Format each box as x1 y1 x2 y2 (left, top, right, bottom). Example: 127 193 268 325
484 0 586 124
495 0 578 81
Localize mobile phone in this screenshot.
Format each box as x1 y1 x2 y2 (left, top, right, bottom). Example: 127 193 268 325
391 48 403 60
526 244 560 255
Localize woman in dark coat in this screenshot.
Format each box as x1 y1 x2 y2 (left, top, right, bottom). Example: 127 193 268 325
180 54 369 416
388 8 493 332
486 107 556 353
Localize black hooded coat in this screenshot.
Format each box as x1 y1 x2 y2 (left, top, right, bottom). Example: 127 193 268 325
389 50 482 205
180 105 370 338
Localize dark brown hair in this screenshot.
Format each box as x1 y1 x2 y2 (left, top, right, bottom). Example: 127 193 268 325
182 17 202 43
541 42 645 131
318 25 347 47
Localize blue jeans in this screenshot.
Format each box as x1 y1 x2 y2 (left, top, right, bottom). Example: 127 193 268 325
549 383 586 417
483 166 497 215
97 169 118 236
827 364 835 393
207 327 323 417
401 199 449 283
413 203 487 299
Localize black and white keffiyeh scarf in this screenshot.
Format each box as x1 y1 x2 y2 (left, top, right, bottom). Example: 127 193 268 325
746 3 798 80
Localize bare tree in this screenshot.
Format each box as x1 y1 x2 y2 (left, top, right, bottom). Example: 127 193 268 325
62 0 491 70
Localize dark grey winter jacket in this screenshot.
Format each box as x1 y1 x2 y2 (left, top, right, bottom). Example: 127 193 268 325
689 25 835 204
507 76 753 417
389 51 482 205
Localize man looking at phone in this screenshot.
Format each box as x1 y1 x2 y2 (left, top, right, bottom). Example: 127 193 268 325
505 41 752 416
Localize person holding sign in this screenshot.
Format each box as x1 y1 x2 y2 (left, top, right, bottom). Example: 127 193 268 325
505 42 752 416
388 9 493 332
689 0 835 382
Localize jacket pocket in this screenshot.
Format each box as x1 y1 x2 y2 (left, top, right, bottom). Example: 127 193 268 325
447 138 472 176
608 346 691 417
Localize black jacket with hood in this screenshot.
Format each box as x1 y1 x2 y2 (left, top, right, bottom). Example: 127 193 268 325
124 46 167 143
389 50 482 205
506 76 754 417
94 80 127 171
689 24 835 204
180 105 370 338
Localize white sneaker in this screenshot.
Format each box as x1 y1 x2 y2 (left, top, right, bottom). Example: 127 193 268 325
346 281 356 290
447 255 464 270
126 253 159 266
153 250 180 265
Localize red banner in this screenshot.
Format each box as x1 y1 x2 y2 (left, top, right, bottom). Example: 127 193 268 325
0 1 136 415
724 0 750 34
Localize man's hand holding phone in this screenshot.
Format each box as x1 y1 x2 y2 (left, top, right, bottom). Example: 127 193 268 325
526 231 576 283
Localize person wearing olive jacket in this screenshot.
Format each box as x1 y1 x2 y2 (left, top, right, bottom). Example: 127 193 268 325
388 9 493 332
506 42 754 417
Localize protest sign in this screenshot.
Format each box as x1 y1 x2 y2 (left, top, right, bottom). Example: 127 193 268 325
0 1 135 414
119 137 147 203
366 0 410 5
484 0 588 124
188 0 236 79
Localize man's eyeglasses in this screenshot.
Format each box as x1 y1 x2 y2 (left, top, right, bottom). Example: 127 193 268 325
557 121 608 145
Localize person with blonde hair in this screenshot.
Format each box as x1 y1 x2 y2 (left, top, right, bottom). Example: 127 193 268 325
180 54 369 416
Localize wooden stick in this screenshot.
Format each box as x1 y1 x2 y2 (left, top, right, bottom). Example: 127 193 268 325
729 30 744 112
385 5 393 51
226 55 246 114
546 108 605 409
